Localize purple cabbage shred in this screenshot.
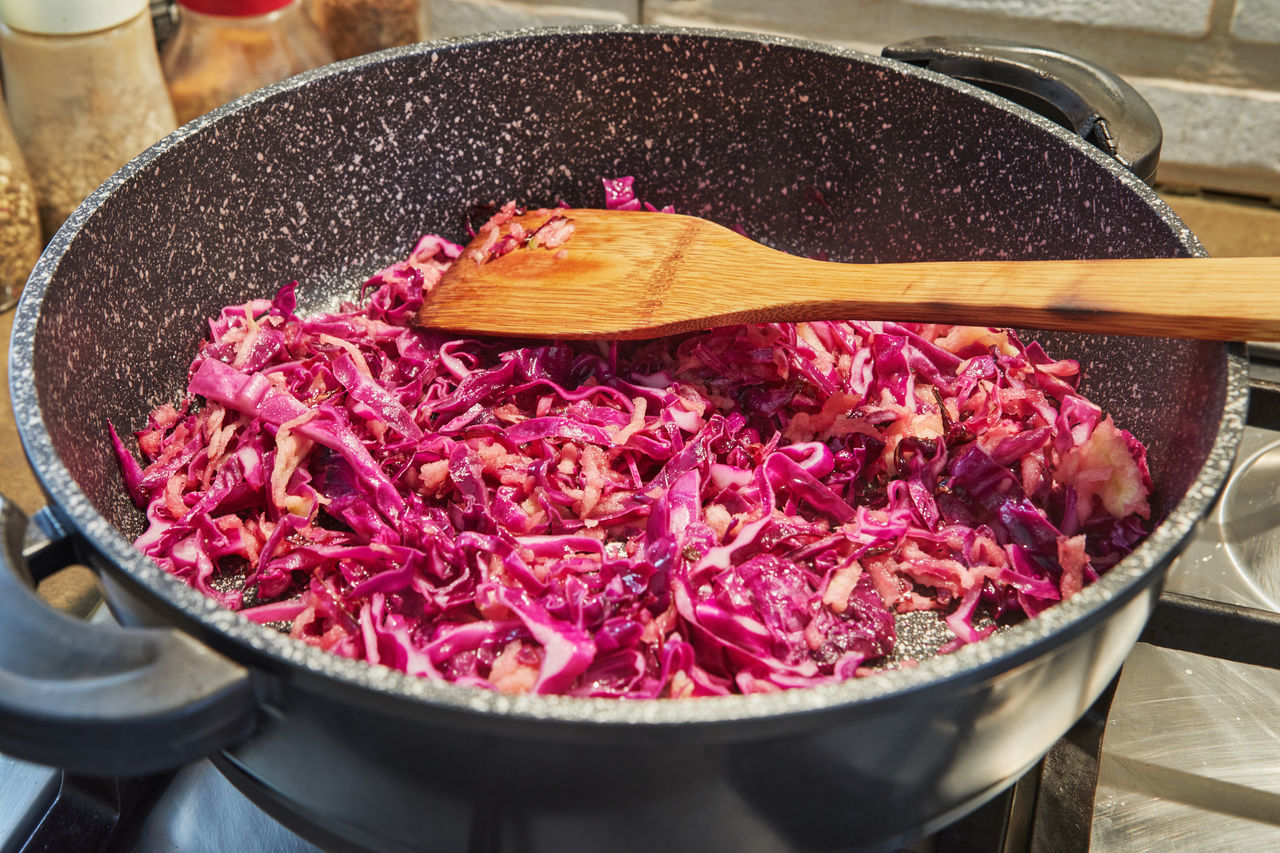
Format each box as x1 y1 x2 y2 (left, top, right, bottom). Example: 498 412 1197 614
111 178 1152 698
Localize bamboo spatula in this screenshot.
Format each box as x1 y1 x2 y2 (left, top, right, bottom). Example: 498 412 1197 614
415 208 1280 341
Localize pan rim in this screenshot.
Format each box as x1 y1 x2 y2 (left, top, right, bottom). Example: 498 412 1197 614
8 24 1247 728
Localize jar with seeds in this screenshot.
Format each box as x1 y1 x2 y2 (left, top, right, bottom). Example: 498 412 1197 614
0 0 178 241
306 0 426 60
0 97 40 310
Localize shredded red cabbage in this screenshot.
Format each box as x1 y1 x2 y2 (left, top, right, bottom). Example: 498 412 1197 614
112 179 1152 697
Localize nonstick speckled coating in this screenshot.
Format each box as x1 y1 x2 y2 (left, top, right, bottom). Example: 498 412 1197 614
9 26 1245 851
27 30 1210 540
13 18 1241 722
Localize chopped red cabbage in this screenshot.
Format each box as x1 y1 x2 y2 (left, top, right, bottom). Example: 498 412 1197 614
112 179 1152 697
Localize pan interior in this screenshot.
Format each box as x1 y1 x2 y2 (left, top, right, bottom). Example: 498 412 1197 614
19 30 1221 695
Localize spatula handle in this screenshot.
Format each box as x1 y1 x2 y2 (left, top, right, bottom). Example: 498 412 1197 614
708 253 1278 342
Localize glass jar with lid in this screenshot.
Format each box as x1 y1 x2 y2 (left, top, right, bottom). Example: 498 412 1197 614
162 0 334 125
0 0 178 240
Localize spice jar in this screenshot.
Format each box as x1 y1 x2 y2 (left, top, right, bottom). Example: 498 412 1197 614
307 0 426 60
0 0 178 240
0 98 40 309
162 0 334 125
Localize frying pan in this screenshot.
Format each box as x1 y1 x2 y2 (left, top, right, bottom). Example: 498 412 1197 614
0 27 1246 852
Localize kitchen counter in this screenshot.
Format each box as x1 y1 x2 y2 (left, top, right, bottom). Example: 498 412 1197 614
4 192 1278 616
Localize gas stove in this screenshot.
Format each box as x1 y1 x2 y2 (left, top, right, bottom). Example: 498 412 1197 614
6 368 1280 853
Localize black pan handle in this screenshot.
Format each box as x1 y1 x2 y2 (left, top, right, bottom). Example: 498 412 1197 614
1140 590 1280 670
0 496 257 775
883 36 1162 183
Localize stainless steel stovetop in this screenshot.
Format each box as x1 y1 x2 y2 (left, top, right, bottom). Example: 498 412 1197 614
1091 403 1280 849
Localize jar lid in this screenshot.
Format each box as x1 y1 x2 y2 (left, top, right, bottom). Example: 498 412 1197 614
0 0 147 34
176 0 297 15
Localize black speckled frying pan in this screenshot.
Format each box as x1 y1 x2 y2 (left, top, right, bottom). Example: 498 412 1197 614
1 28 1245 852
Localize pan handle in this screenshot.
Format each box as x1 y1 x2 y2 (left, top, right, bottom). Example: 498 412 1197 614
0 496 257 775
1140 591 1280 670
882 36 1162 183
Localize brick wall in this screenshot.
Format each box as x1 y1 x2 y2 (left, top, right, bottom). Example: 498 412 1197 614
425 0 1280 201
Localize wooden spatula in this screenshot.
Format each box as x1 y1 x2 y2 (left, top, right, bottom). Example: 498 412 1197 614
415 208 1280 341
